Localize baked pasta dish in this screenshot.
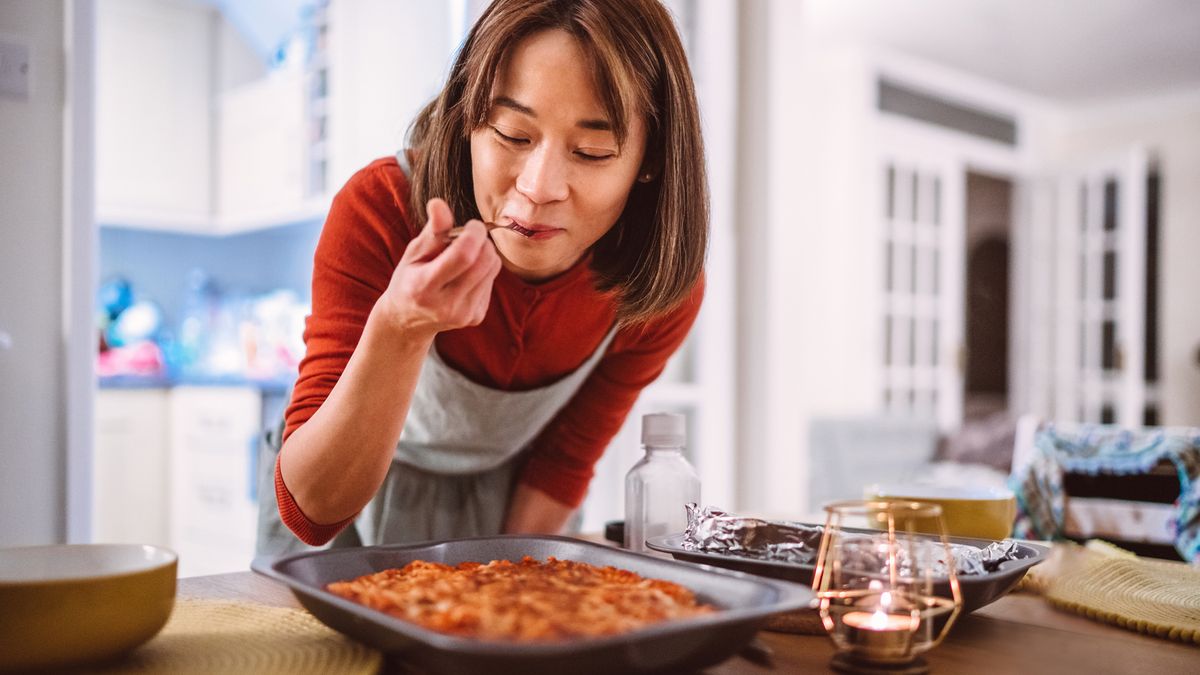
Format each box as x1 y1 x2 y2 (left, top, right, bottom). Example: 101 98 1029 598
326 556 715 642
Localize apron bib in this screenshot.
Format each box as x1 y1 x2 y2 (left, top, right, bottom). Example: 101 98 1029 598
256 323 617 557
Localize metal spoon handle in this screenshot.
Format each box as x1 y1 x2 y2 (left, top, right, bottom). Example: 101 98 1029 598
444 221 500 243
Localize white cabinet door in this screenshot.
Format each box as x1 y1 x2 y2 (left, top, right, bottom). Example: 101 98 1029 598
326 0 455 189
168 386 262 577
92 389 170 547
216 68 317 232
95 0 213 231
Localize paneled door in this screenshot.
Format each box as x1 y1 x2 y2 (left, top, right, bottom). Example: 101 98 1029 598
1053 148 1152 426
878 154 965 432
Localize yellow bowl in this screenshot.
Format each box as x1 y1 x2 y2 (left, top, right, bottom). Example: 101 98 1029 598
0 544 177 671
863 484 1017 541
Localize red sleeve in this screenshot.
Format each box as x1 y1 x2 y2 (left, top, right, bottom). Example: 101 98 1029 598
283 158 414 441
516 274 706 507
274 455 355 545
275 158 414 542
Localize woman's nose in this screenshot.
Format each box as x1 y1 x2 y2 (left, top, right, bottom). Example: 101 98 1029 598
515 146 569 204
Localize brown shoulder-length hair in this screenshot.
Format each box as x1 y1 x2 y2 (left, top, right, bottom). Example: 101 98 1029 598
406 0 707 326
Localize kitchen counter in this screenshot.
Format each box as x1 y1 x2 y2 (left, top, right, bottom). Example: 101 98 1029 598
98 373 295 394
179 566 1199 674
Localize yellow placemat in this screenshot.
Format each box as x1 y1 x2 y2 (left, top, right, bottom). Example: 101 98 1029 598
76 599 382 674
1033 542 1200 645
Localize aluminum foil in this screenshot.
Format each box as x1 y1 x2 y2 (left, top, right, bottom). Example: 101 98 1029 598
683 503 1023 577
683 503 825 564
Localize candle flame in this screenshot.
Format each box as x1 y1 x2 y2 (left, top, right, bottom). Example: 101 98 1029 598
868 610 891 630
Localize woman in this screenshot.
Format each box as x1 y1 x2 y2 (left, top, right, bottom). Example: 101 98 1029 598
257 0 707 554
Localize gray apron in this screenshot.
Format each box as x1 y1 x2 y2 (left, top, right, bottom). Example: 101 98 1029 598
256 322 618 557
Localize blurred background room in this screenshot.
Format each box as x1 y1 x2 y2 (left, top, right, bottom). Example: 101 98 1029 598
2 0 1198 575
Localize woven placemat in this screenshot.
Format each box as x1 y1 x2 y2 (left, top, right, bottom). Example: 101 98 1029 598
763 608 826 635
1044 550 1200 645
77 599 382 674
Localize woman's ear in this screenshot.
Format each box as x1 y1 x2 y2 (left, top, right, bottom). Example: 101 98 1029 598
637 144 662 183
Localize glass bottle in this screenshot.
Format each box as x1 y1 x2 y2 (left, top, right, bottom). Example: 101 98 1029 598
624 413 701 552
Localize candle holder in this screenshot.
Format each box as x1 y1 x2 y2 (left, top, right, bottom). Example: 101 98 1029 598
812 500 962 674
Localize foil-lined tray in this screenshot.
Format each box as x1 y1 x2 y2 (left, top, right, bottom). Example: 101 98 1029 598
647 504 1048 613
682 503 1025 576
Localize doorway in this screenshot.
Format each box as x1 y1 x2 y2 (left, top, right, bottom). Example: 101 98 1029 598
964 172 1012 421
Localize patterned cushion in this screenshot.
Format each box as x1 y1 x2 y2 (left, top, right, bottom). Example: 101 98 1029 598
1009 423 1200 563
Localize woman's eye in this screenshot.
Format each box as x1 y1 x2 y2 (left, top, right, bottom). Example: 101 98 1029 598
491 127 528 145
576 151 615 162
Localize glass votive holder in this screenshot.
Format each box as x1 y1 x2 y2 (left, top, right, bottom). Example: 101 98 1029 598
812 500 962 674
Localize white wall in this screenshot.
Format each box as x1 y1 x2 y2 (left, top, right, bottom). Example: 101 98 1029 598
736 1 883 518
1051 91 1200 426
734 1 1059 518
0 0 67 545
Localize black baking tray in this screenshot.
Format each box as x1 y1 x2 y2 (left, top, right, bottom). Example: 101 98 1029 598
251 535 814 674
646 531 1048 613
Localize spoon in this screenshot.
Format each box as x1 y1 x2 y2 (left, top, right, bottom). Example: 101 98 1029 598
443 221 502 243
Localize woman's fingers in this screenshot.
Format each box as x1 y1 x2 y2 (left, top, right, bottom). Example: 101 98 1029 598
423 220 492 288
404 198 456 263
445 238 501 295
459 249 503 325
384 200 499 332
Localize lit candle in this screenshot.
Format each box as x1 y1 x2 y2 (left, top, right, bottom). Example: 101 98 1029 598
840 604 917 658
843 610 917 632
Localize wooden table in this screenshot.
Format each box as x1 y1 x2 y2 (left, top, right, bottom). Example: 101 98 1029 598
180 571 1198 674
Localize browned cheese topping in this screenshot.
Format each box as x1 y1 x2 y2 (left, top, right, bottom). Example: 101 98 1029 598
326 556 716 642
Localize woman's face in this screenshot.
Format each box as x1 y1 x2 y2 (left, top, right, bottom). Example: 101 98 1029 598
470 29 648 282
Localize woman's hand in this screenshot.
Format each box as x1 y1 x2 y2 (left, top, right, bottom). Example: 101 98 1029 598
375 198 502 338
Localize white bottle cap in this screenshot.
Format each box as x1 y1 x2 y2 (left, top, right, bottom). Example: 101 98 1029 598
642 412 686 447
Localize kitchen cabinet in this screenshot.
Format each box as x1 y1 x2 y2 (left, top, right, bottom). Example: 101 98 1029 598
168 386 263 578
325 0 455 190
95 0 325 235
94 1 466 234
95 0 213 232
92 389 171 547
216 67 325 231
93 385 265 578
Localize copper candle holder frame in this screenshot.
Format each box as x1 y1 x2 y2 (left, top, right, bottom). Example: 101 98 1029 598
812 500 963 674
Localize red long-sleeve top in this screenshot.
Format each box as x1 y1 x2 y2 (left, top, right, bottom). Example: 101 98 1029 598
276 157 704 544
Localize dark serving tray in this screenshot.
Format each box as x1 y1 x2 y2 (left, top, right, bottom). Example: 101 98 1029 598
646 531 1048 613
252 535 814 675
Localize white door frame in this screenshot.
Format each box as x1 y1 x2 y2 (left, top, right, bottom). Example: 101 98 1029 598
65 0 97 543
873 113 1028 431
869 48 1044 428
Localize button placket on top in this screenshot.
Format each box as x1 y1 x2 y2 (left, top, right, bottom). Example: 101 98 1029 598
505 287 539 380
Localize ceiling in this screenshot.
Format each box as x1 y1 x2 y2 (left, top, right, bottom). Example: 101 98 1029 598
193 0 312 63
805 0 1200 103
